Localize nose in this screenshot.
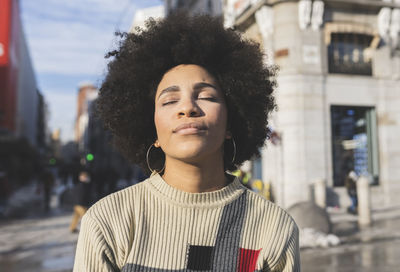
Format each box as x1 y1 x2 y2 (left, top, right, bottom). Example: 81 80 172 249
178 98 200 117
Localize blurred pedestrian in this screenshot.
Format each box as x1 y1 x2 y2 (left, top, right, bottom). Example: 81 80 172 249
74 13 299 271
40 169 54 212
69 170 92 233
345 170 358 214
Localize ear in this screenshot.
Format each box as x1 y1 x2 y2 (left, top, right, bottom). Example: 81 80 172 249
154 140 161 148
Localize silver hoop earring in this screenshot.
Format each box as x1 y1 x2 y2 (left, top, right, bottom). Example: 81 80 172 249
146 143 165 174
230 137 237 164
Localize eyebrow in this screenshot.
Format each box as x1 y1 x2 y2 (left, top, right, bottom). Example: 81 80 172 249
157 82 219 100
193 82 218 91
157 86 180 100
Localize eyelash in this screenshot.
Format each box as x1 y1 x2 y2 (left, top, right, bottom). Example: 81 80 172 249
199 97 217 101
162 101 177 106
161 97 216 106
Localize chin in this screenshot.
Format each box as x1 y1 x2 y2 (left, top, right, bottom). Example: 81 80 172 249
176 144 206 158
169 142 219 162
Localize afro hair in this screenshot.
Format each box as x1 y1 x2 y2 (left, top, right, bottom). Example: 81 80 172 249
97 12 276 175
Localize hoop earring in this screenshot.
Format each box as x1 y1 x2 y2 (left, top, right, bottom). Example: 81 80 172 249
146 143 165 174
229 137 237 164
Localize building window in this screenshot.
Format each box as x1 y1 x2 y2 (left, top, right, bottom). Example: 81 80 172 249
331 106 379 187
328 33 373 76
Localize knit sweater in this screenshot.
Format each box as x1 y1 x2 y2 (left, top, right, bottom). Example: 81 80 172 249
73 174 300 272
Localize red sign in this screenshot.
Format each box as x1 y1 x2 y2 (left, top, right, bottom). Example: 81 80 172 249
0 0 11 66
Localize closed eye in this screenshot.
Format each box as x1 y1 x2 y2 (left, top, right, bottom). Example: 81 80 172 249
198 97 217 102
162 100 178 106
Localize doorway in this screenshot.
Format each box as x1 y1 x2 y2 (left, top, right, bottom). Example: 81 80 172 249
331 106 379 187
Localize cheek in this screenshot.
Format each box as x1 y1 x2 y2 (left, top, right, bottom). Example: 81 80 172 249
209 105 228 134
154 109 169 139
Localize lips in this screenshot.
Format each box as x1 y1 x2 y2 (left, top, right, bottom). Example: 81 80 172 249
173 122 207 134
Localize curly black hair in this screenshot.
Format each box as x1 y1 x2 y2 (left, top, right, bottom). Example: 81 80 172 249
97 12 276 175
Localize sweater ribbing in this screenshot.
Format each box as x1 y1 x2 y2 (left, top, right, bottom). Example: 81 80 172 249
146 173 245 208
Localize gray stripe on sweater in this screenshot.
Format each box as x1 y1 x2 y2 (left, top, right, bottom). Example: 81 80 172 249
212 191 247 271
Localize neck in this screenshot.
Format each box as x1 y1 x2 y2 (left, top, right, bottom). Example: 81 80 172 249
162 156 227 193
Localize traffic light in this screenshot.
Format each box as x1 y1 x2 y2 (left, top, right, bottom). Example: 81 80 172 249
86 153 94 162
49 158 56 165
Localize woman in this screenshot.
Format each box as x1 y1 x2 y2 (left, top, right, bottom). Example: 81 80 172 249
74 13 300 272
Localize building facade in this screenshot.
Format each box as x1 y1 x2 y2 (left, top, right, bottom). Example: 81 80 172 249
74 82 98 151
0 0 19 135
0 0 43 148
16 29 40 146
0 0 47 185
224 0 400 209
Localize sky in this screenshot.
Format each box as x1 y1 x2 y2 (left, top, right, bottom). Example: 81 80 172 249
20 0 163 143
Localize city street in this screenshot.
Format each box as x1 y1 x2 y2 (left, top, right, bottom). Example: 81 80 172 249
301 237 400 272
0 210 77 272
301 217 400 272
1 0 400 271
1 202 400 271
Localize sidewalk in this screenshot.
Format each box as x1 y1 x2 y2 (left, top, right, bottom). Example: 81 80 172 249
301 206 400 271
0 183 42 219
0 182 76 272
0 180 69 220
328 204 400 243
0 208 77 272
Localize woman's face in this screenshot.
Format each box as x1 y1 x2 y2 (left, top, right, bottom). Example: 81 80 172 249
154 64 228 165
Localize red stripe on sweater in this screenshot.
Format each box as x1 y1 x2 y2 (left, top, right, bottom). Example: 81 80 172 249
237 248 262 272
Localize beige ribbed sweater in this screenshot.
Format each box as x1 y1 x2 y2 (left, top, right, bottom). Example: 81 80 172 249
73 174 300 272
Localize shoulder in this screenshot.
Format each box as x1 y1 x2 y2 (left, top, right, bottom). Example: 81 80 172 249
77 182 150 270
245 189 298 234
243 190 299 267
79 180 150 256
85 181 148 225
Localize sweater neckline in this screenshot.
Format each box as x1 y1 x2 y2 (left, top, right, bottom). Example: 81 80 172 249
145 173 245 208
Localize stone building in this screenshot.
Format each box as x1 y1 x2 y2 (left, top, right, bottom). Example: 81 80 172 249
164 0 223 16
225 0 400 209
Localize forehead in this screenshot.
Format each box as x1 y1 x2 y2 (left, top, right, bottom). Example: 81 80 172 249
157 64 217 89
